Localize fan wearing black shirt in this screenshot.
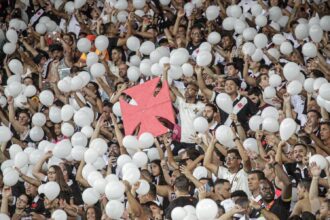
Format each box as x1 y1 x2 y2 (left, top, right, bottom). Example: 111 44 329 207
164 175 197 219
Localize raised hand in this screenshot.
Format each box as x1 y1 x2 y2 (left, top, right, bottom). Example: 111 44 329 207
309 162 321 177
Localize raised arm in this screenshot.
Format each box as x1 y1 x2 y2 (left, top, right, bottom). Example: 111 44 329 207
195 66 214 101
309 162 322 214
32 151 53 181
203 135 219 175
272 155 292 201
242 55 257 87
110 113 128 155
7 96 26 134
232 128 251 172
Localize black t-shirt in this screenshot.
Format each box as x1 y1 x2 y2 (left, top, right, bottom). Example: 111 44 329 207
30 196 45 214
186 42 201 55
165 196 198 219
268 198 291 220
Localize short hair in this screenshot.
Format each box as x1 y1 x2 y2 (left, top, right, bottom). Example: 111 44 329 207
307 109 321 119
49 43 63 52
227 149 241 160
174 175 190 192
235 196 249 208
248 170 265 181
214 179 230 186
293 143 308 151
230 190 248 199
226 62 238 69
205 103 217 113
186 82 199 90
186 148 201 161
298 180 311 191
248 87 262 97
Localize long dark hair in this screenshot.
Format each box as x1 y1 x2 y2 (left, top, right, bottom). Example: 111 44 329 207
150 160 166 185
49 165 72 194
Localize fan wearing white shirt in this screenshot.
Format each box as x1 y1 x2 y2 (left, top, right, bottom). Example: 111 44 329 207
204 135 252 196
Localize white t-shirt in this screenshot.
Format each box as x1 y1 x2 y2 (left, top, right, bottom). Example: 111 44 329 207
217 166 251 196
175 97 205 143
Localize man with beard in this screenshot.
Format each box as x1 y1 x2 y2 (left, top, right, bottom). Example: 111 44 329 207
247 87 270 111
107 142 121 174
186 26 203 55
202 103 218 132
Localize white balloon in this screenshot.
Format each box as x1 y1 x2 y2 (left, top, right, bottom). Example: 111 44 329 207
84 148 98 164
147 148 160 161
3 42 16 55
267 48 280 60
261 106 279 120
319 83 330 101
309 154 327 170
139 132 154 149
309 24 323 43
168 65 183 80
251 4 263 16
9 144 22 159
242 42 256 56
230 5 242 18
74 110 92 127
280 41 293 55
151 63 163 76
269 74 282 87
117 154 132 168
90 63 106 78
14 152 29 168
215 125 233 145
216 93 233 114
74 0 86 9
57 80 71 93
182 63 194 77
283 62 300 81
71 132 87 147
263 86 276 99
196 51 212 67
95 35 109 51
269 6 282 21
105 200 124 219
243 138 259 153
122 135 139 150
207 32 221 44
272 34 286 45
53 139 72 159
115 0 128 10
90 138 108 156
192 166 208 180
295 23 309 40
206 5 219 21
61 123 74 137
132 151 148 168
105 181 125 200
77 38 91 53
222 17 236 30
255 15 267 27
87 171 103 187
127 36 140 51
139 59 152 76
136 179 150 195
287 80 303 96
65 1 75 13
234 19 246 34
150 50 162 64
254 33 268 49
24 85 37 97
262 117 279 133
243 27 257 41
49 106 62 123
81 126 93 138
86 52 99 67
123 167 140 185
61 104 75 122
313 77 327 91
32 113 46 127
320 15 330 31
280 118 297 141
29 126 44 142
71 146 87 161
82 187 100 205
44 182 60 200
278 16 289 27
193 117 208 133
171 207 187 220
304 78 315 93
302 42 317 58
52 209 67 220
7 81 23 98
3 169 19 186
111 102 121 117
196 199 218 220
133 0 145 9
39 90 54 107
6 29 18 43
160 0 171 5
251 48 264 62
170 48 189 66
139 41 155 55
0 213 10 220
70 75 83 91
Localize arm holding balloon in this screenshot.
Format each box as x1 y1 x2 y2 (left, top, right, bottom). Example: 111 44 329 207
8 96 26 134
272 154 292 201
304 126 330 155
231 114 246 141
110 113 128 155
282 93 293 119
154 138 164 160
123 180 145 218
180 165 203 188
0 187 12 215
320 107 329 121
203 135 219 176
163 135 179 170
242 55 257 87
160 160 172 186
96 77 114 99
309 162 322 214
232 128 251 172
15 167 41 187
195 66 214 101
255 130 267 161
75 160 90 188
0 108 10 126
0 142 9 163
32 151 52 182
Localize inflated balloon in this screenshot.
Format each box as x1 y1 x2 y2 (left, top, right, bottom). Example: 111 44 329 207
23 85 37 97
222 17 236 31
206 5 219 21
215 125 233 145
243 138 258 153
115 0 128 10
93 178 107 194
216 93 233 114
8 59 23 75
261 106 279 119
193 117 209 133
168 65 183 80
263 86 276 99
30 126 44 142
319 83 330 101
255 15 267 27
304 78 315 93
52 209 67 220
283 62 300 81
234 19 246 34
309 154 327 170
280 118 297 141
53 139 72 159
61 123 74 137
242 42 256 56
14 151 29 168
251 48 263 62
14 94 27 109
61 104 75 122
6 29 18 43
9 144 22 159
39 90 54 107
105 200 124 219
320 15 330 31
126 36 140 51
170 49 189 66
254 33 268 48
251 4 262 16
3 169 19 186
207 32 221 45
71 75 84 91
130 55 141 66
287 80 303 96
3 42 16 55
139 59 152 76
295 23 309 40
112 101 122 117
150 50 162 63
123 135 139 150
0 213 11 220
74 0 86 9
317 95 326 108
269 6 282 21
84 148 98 164
133 0 146 9
147 148 160 161
117 10 129 22
267 48 280 60
192 166 208 180
262 117 279 133
90 63 106 78
302 42 317 58
57 80 71 93
278 16 289 27
44 182 60 200
139 132 154 149
196 199 218 220
272 34 285 45
196 51 212 67
86 52 99 67
136 179 150 195
31 113 46 127
230 5 242 18
280 41 293 55
49 106 62 123
140 41 155 55
87 171 103 187
269 74 282 87
105 181 125 200
313 77 327 91
81 126 93 138
82 188 100 205
182 63 194 77
160 0 171 5
77 38 91 53
90 138 107 156
243 28 257 41
309 25 323 43
71 146 87 161
171 207 187 220
117 154 132 168
7 81 22 98
151 63 163 76
132 151 148 168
